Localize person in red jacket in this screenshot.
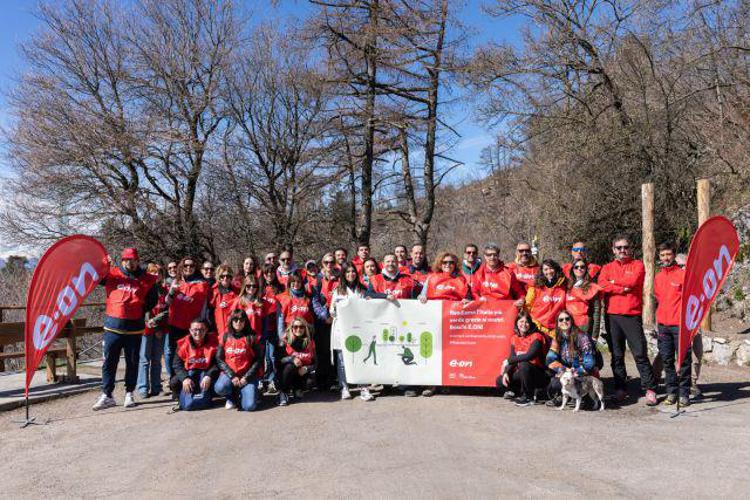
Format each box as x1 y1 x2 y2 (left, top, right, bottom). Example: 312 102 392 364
351 244 370 275
233 256 261 289
394 244 411 273
470 244 524 301
278 317 316 406
497 310 548 406
93 248 159 411
215 309 263 411
361 257 381 288
136 263 168 399
418 252 471 303
562 241 602 280
508 242 540 293
316 253 341 305
367 254 420 300
407 244 430 284
654 242 690 406
210 264 239 340
565 259 602 338
460 243 483 280
169 319 219 411
165 257 211 378
334 247 349 269
598 235 657 405
276 247 306 289
524 259 567 337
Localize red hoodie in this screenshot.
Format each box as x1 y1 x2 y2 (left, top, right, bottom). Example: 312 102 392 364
598 258 645 316
654 264 684 326
508 262 540 292
470 263 524 300
425 273 469 301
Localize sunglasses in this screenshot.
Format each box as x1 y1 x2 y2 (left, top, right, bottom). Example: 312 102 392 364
573 265 587 270
280 258 290 262
323 260 334 265
167 265 177 270
558 317 572 323
183 263 195 268
246 284 259 288
517 249 531 254
292 324 304 330
571 247 587 252
614 245 630 250
232 317 245 322
220 274 232 279
203 267 213 271
442 260 456 265
465 250 477 254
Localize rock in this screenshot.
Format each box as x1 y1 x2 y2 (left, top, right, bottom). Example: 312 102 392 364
715 295 731 312
712 341 738 365
731 300 747 319
736 341 750 367
702 335 713 353
714 337 727 344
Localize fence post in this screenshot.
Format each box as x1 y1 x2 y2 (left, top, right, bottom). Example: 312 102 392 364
66 321 78 383
697 178 712 331
642 183 655 328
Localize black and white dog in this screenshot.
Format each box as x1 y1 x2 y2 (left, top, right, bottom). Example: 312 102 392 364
559 368 605 412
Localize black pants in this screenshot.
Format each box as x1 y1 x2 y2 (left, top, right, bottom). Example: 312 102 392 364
657 324 692 398
496 362 548 398
315 322 333 387
604 314 655 392
279 362 309 392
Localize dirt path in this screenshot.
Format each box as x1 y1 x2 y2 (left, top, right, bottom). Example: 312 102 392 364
1 363 749 498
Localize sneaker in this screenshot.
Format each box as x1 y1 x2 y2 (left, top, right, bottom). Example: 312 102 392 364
266 381 279 396
341 387 353 400
123 392 136 408
690 385 703 398
294 389 305 399
663 394 677 406
404 389 418 397
278 392 289 406
514 395 533 407
545 395 562 408
225 399 236 410
421 387 435 397
92 393 116 411
679 396 690 407
360 388 375 402
645 389 658 406
502 390 516 400
137 390 149 399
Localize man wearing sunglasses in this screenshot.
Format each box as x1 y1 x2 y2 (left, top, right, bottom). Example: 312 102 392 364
561 241 601 280
508 242 539 293
598 236 657 406
276 246 306 289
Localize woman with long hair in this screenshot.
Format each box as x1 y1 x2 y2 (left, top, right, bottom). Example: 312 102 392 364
210 264 239 341
565 258 602 338
330 265 374 401
278 317 316 406
497 310 548 406
361 257 380 287
233 255 261 289
418 251 471 303
214 309 263 411
545 310 597 407
524 259 567 337
262 263 285 302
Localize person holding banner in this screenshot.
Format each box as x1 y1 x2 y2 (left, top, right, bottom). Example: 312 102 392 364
170 319 219 411
598 236 658 406
407 244 430 284
418 252 471 303
361 257 381 287
278 317 316 406
470 244 524 301
368 254 419 300
330 265 375 401
498 311 548 406
524 260 567 337
93 248 159 411
654 242 690 406
215 309 263 411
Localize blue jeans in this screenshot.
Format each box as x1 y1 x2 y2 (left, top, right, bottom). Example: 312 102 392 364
263 340 276 383
657 324 692 398
136 334 164 396
101 331 141 397
214 373 259 411
163 332 172 378
335 350 347 387
169 370 213 411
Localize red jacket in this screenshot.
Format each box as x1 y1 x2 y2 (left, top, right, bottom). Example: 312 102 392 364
176 334 218 371
277 293 315 326
232 296 276 341
562 262 602 280
104 266 159 321
470 263 524 300
424 273 469 301
351 256 365 275
598 258 645 316
369 273 418 299
210 284 239 337
508 262 540 292
144 285 168 336
284 337 316 366
565 283 602 329
527 283 567 332
511 332 547 368
317 274 340 304
654 264 684 326
223 334 256 377
168 278 210 330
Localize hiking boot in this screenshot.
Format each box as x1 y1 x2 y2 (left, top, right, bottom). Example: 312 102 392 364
645 389 658 406
679 396 690 407
341 387 353 400
514 395 533 407
278 392 289 406
421 387 435 397
92 393 116 411
690 385 702 398
663 394 677 405
404 389 418 397
503 390 516 400
360 388 375 402
545 395 562 408
123 392 136 408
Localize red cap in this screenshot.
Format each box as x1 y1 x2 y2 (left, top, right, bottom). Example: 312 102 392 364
121 248 139 260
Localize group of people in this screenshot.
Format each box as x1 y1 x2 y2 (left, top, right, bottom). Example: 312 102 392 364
92 236 700 412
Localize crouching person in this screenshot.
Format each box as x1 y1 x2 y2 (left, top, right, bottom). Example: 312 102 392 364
170 319 218 411
497 310 548 407
278 317 316 406
215 309 263 411
545 311 598 407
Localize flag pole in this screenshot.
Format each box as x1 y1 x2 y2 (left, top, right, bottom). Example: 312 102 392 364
13 394 42 428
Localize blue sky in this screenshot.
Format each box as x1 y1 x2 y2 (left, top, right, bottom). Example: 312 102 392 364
0 0 523 181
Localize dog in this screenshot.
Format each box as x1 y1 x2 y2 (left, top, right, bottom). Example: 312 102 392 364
559 368 605 412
